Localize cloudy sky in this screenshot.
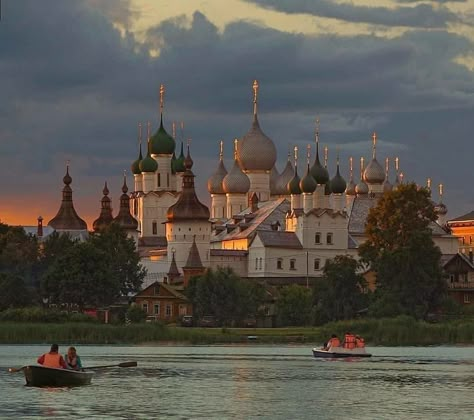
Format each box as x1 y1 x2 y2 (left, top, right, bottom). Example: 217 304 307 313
0 0 473 226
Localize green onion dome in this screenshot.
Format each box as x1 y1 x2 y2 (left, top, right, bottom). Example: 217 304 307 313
300 164 317 193
287 166 301 195
131 145 143 175
222 159 250 194
150 116 176 155
276 159 294 195
310 146 329 185
324 180 332 195
174 142 186 173
330 164 346 194
139 142 158 173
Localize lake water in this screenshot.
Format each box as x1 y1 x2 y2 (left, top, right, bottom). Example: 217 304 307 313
1 344 474 419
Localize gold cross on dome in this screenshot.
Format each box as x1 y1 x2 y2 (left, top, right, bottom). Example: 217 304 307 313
253 80 259 103
159 84 165 113
372 132 377 143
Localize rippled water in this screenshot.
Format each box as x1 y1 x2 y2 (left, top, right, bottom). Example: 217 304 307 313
1 344 474 419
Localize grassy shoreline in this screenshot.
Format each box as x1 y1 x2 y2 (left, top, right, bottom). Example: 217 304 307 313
2 316 474 346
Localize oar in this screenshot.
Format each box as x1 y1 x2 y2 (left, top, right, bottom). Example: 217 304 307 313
8 367 25 373
83 361 137 370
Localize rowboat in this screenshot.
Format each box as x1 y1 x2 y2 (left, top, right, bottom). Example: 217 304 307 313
23 365 93 387
312 347 372 358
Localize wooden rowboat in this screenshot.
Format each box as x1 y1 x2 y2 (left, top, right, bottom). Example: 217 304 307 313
24 365 93 387
312 347 372 358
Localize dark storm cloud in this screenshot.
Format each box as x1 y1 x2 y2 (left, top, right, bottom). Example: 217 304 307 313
0 0 473 223
244 0 460 28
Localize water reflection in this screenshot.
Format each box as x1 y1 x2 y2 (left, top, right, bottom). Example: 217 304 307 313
2 345 474 419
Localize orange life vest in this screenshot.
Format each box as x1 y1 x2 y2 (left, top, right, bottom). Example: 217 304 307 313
344 334 356 349
328 337 341 348
43 353 62 368
356 338 365 348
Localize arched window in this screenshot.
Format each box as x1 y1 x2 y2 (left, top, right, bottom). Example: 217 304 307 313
277 258 283 270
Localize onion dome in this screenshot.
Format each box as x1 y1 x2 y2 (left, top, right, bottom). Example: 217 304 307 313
435 202 448 216
48 165 88 230
114 175 138 230
237 80 277 171
167 146 210 221
310 130 329 184
300 163 317 193
363 132 385 184
345 158 356 195
330 159 346 194
288 166 301 195
382 157 392 193
150 85 176 155
270 165 280 195
276 157 294 195
355 180 369 195
223 142 250 194
93 182 114 232
139 141 158 173
175 142 186 173
207 142 228 194
131 123 143 175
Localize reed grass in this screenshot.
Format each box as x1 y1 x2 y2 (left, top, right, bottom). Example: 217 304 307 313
1 316 474 345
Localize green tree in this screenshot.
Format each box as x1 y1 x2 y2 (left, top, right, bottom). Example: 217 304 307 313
126 305 147 323
359 182 446 319
276 284 312 326
41 241 117 309
0 273 33 311
0 226 38 278
89 223 146 295
314 255 367 324
187 267 264 326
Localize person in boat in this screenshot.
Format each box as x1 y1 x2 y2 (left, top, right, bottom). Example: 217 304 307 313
343 332 356 349
64 346 83 371
323 334 341 350
37 343 67 369
355 335 365 348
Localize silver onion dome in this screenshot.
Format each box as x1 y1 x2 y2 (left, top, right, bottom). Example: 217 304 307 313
276 159 294 195
355 180 369 195
207 160 227 194
222 158 250 194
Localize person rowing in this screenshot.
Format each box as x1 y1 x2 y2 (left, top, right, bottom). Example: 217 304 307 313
37 344 67 369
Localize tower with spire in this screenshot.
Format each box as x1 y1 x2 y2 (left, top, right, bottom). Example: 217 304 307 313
165 144 211 271
48 163 88 241
113 173 139 244
207 140 228 221
92 182 114 232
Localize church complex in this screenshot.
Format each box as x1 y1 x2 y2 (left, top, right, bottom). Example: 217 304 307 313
28 81 474 311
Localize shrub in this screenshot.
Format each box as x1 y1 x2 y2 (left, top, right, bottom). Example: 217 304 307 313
126 305 147 323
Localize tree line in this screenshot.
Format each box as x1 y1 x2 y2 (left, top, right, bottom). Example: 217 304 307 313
0 223 145 312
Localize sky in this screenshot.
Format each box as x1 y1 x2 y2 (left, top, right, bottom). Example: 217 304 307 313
0 0 473 227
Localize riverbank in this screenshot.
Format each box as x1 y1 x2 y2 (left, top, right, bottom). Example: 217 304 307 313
1 316 474 345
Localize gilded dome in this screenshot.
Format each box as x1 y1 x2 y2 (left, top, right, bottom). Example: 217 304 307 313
222 159 250 194
300 164 317 193
363 158 385 184
207 159 228 194
237 114 277 171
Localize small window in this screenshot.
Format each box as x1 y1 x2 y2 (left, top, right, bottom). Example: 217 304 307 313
327 233 333 245
449 274 455 283
314 259 320 270
255 258 258 270
167 173 170 187
259 258 263 270
464 294 470 304
277 259 283 270
165 304 172 317
158 173 161 187
152 222 157 235
290 259 296 270
142 303 148 313
315 233 321 244
154 304 160 316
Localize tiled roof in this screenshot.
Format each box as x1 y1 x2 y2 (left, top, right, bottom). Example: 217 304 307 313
448 211 474 223
210 249 248 257
348 196 378 234
255 230 302 249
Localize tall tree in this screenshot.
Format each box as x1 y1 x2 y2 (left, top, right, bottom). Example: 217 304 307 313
89 223 146 295
359 182 446 318
187 267 265 326
0 273 33 311
276 285 312 326
314 255 367 324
